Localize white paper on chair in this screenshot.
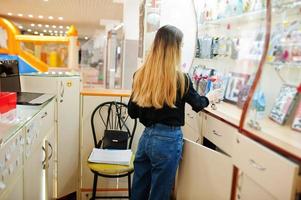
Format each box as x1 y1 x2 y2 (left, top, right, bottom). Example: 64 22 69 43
88 148 132 166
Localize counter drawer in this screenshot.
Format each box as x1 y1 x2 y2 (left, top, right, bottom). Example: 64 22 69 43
203 114 236 155
233 134 299 200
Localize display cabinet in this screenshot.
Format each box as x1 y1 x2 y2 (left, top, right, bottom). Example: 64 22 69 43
187 0 301 199
191 0 268 128
242 0 301 160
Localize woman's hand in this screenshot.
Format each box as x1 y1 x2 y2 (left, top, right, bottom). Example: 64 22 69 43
206 88 223 103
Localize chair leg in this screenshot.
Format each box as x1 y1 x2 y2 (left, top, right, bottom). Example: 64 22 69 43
128 174 131 199
91 174 98 200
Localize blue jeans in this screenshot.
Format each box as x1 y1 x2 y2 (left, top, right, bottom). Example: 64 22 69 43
131 124 183 200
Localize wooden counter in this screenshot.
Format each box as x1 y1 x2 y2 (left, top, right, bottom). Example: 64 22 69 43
81 88 131 97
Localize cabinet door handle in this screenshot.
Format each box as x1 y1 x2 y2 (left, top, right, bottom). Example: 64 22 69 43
249 159 266 171
60 81 64 103
48 142 53 160
42 146 47 169
212 130 222 137
41 111 48 119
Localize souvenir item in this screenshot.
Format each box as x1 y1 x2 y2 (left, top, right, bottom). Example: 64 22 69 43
251 89 266 112
200 36 213 59
224 72 250 103
292 100 301 132
212 37 219 57
269 85 298 125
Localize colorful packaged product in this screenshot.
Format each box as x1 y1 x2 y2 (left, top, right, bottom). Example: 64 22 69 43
292 100 301 132
269 85 298 125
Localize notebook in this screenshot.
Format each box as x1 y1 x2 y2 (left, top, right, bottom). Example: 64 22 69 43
88 148 132 166
0 60 50 105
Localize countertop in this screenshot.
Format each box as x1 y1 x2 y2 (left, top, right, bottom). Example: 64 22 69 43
0 96 55 146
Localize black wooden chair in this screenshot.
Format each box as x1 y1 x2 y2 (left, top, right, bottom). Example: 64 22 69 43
88 101 137 199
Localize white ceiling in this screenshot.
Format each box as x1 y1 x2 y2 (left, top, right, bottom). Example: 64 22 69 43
0 0 123 38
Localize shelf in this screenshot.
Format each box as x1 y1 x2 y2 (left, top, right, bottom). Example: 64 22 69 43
198 9 266 28
244 117 301 159
204 101 242 127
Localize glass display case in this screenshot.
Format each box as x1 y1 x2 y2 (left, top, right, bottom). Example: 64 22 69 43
192 0 301 159
192 0 268 127
243 0 301 159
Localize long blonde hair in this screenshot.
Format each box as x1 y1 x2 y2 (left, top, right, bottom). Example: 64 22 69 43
132 25 186 109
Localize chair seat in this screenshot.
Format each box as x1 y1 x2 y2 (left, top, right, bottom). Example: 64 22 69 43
88 153 135 175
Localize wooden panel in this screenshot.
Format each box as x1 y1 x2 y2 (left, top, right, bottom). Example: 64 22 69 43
233 134 299 200
236 172 276 200
176 139 233 200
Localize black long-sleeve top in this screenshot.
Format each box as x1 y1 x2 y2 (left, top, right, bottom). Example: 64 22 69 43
128 74 209 127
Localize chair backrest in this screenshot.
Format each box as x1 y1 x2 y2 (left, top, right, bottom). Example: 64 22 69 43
90 101 137 149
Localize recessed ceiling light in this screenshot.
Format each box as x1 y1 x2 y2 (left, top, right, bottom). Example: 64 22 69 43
31 23 35 27
48 16 54 20
45 24 49 28
43 29 47 33
28 14 33 18
84 36 88 40
59 26 63 29
50 33 54 36
58 17 63 20
49 30 53 33
27 29 32 32
34 31 39 35
18 25 23 29
38 24 42 27
40 33 44 36
7 13 13 16
54 30 58 33
43 0 49 2
38 15 44 19
52 25 56 28
66 26 70 29
17 13 23 17
59 30 63 34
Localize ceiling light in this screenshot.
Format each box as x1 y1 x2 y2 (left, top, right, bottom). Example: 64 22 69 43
31 23 35 27
28 14 33 18
59 25 63 29
52 25 56 28
17 13 23 17
58 17 63 20
50 33 54 36
84 36 89 40
55 33 58 36
45 24 49 28
59 30 63 33
40 33 44 36
27 29 32 32
54 30 58 33
38 24 42 27
18 25 23 29
43 29 47 33
66 26 70 29
49 30 53 33
38 15 44 19
48 16 54 20
43 0 49 1
34 31 39 35
7 13 13 16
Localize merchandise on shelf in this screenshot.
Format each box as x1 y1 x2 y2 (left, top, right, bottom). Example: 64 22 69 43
269 84 298 125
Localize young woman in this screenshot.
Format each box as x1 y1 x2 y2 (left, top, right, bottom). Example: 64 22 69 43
128 25 220 200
